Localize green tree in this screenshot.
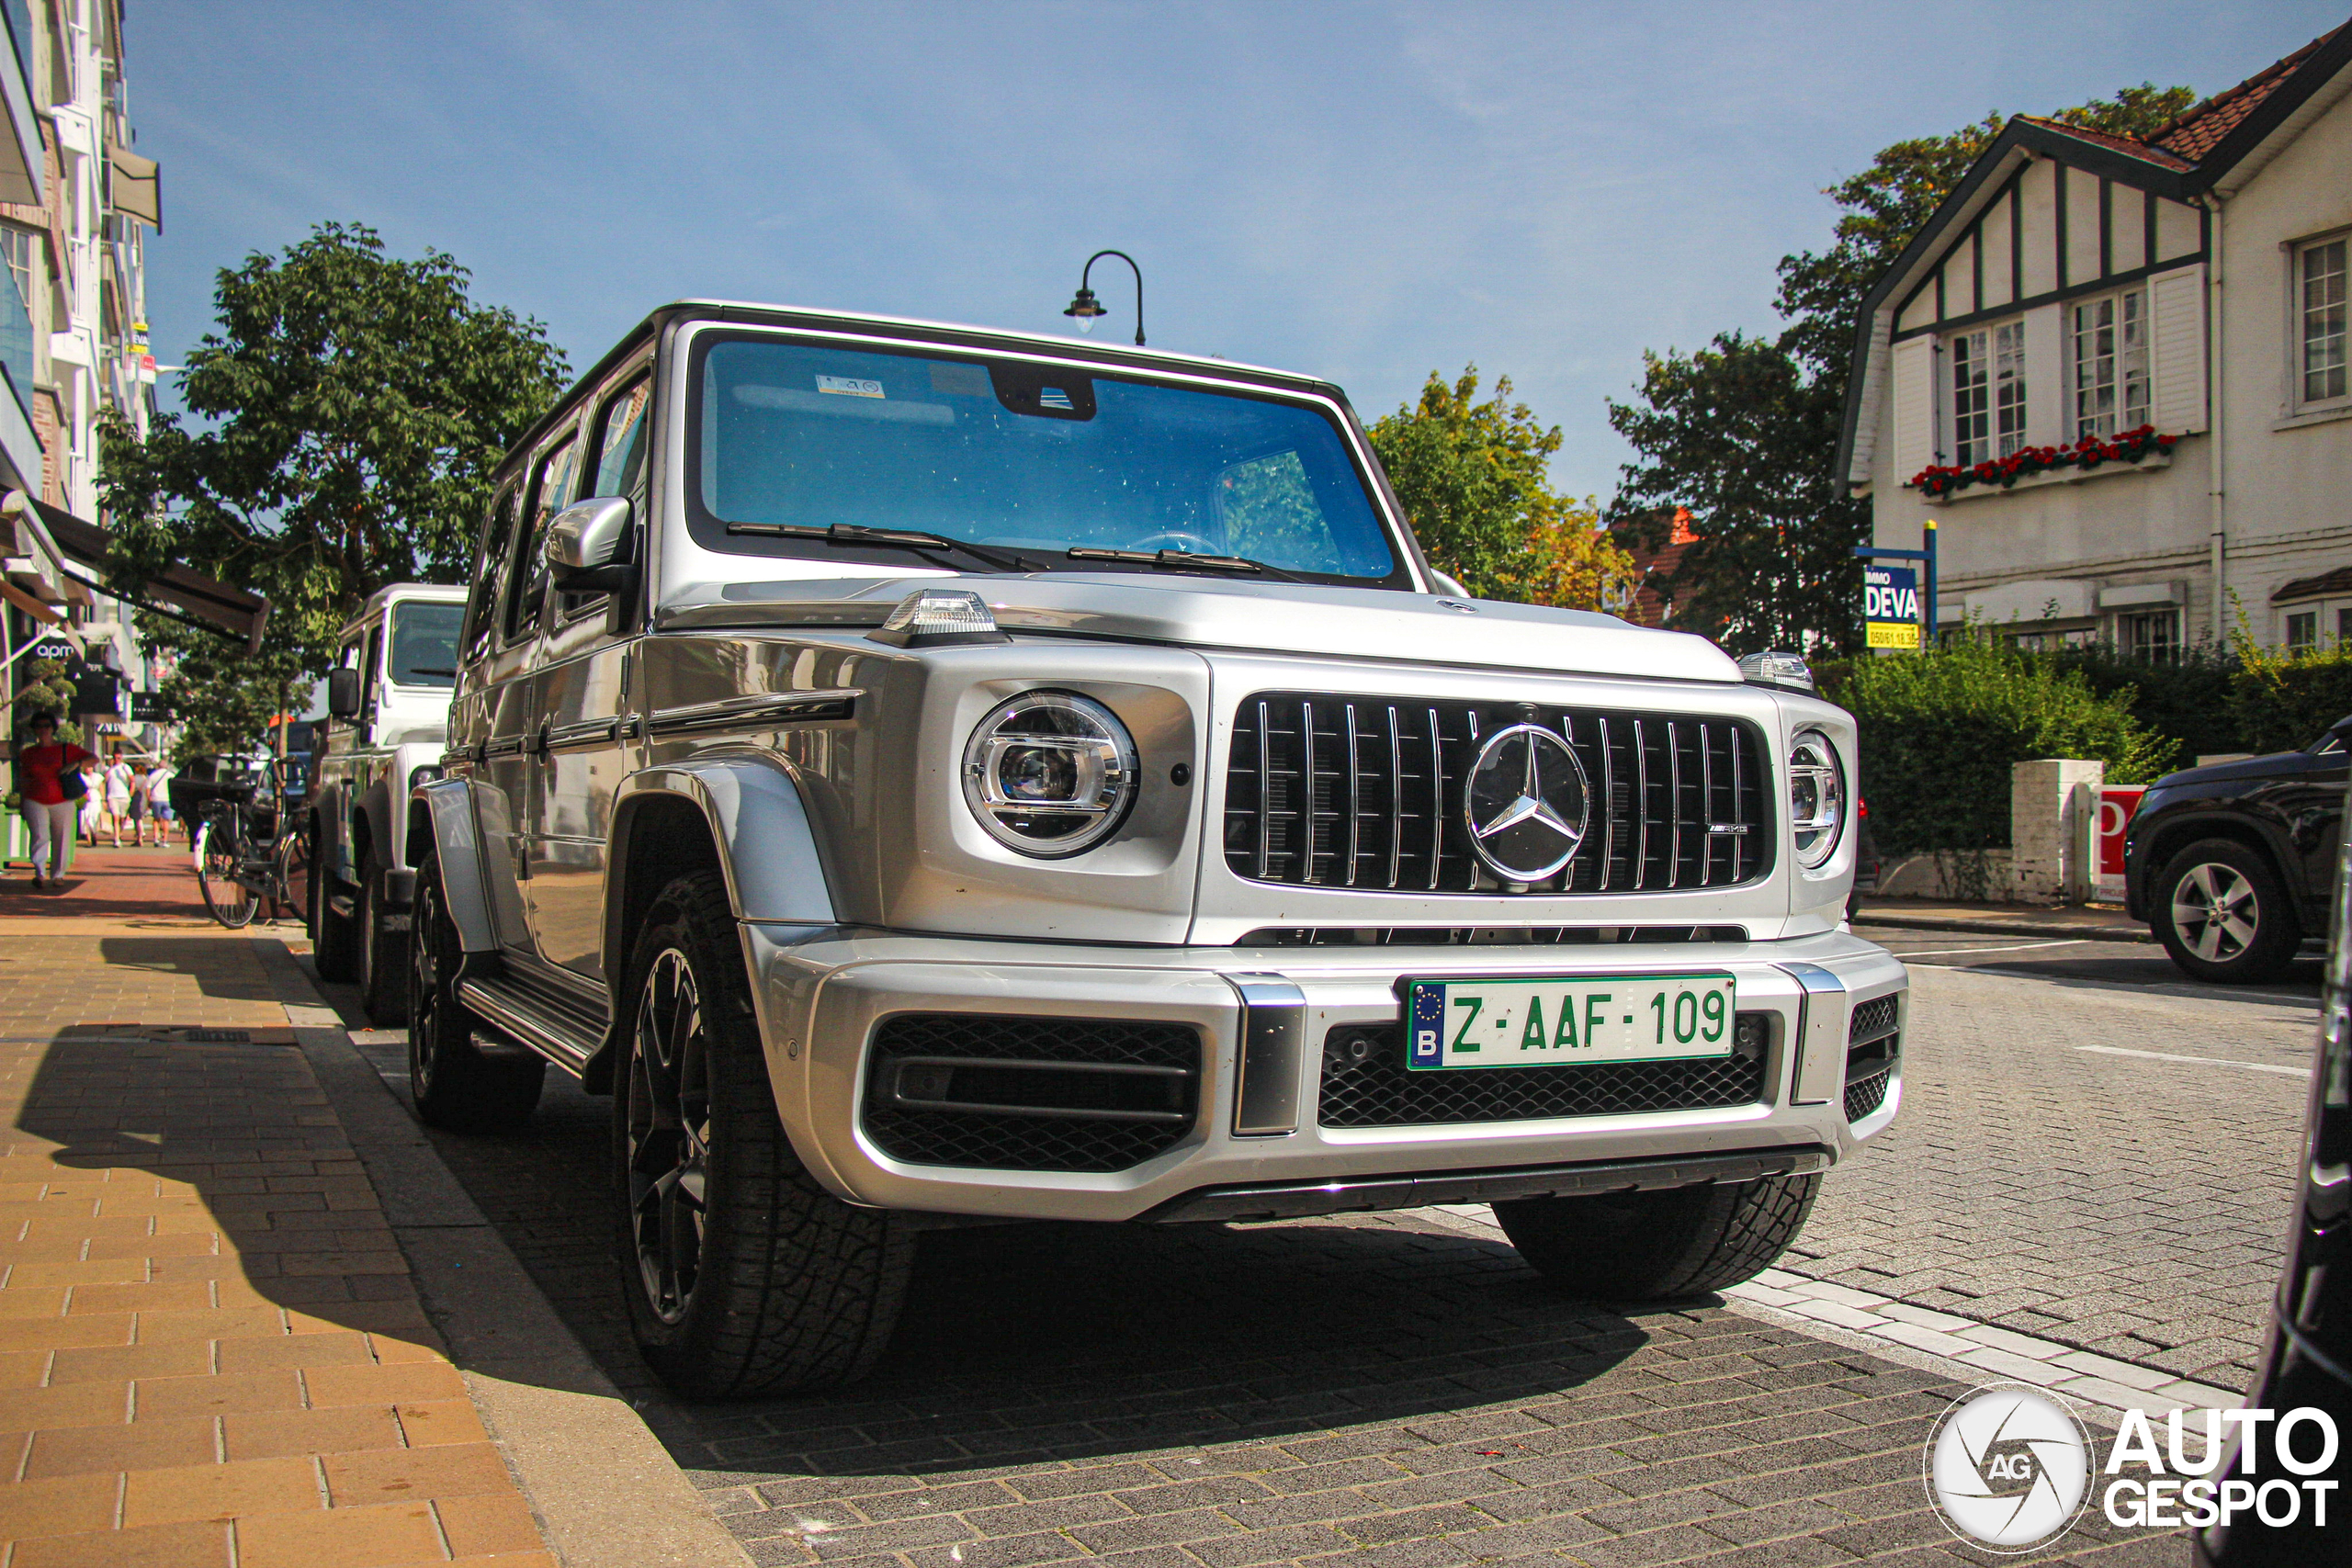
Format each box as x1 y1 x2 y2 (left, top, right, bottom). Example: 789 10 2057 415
137 613 310 762
1369 367 1635 608
1610 85 2196 655
98 222 570 716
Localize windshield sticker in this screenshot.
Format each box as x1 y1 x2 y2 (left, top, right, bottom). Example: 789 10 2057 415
929 362 990 397
816 375 886 399
1038 387 1075 411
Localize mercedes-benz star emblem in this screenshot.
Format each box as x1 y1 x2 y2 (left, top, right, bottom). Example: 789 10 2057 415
1463 724 1590 883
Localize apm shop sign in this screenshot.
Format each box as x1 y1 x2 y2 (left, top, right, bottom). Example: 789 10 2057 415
1864 563 1921 650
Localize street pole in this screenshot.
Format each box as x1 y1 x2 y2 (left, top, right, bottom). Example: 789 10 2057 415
1923 518 1938 645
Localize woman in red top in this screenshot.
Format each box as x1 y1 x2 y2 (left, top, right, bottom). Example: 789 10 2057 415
14 713 90 889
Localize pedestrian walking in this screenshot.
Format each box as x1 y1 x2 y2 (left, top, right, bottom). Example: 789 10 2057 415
141 758 173 847
76 759 104 843
102 750 135 848
11 714 91 889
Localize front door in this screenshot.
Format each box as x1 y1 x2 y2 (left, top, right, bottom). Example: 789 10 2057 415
522 371 651 978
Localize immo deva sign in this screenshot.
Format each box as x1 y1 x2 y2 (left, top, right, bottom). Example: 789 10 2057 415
1864 564 1921 651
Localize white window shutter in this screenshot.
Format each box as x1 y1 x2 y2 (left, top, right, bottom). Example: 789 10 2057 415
1890 337 1934 483
2150 265 2207 432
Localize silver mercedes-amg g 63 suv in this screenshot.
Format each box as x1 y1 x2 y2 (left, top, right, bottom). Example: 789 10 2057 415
407 302 1905 1397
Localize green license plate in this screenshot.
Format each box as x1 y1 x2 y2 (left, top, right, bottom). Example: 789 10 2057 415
1405 973 1738 1070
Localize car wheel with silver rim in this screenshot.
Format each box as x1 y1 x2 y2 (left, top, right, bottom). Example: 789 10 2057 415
2154 837 2301 985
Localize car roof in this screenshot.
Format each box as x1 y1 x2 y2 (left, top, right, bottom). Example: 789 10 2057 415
339 582 469 640
489 301 1354 487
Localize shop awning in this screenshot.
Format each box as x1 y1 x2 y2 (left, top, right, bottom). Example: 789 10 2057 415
4 492 266 653
107 144 160 230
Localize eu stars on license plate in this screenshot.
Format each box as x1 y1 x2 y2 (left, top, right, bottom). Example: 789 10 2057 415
1405 974 1738 1070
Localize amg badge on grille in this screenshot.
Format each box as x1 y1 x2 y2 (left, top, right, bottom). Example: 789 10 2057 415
1464 724 1591 883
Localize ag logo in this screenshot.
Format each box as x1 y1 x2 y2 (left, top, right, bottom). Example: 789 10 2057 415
1924 1384 2091 1551
1462 724 1589 883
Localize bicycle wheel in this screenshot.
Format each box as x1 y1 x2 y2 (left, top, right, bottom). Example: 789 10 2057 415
271 824 311 925
198 820 258 928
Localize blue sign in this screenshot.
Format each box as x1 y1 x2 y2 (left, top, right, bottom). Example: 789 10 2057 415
1864 564 1921 649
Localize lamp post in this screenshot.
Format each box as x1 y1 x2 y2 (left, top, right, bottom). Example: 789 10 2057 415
1063 250 1144 346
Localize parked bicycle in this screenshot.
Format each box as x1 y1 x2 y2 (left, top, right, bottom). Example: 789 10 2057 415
191 757 309 929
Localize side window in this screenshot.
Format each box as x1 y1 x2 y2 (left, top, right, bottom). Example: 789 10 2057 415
361 626 384 709
462 486 518 665
504 432 581 644
591 376 652 500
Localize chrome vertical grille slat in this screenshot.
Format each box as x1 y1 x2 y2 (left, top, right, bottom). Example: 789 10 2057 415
1343 704 1363 887
1597 716 1615 893
1223 693 1771 896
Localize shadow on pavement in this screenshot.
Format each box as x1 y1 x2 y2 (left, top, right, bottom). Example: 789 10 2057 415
379 1056 1662 1483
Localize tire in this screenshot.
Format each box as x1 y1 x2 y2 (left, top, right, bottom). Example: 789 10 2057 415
2153 838 2301 986
1492 1172 1821 1301
357 851 410 1025
406 847 544 1133
198 818 257 929
616 869 913 1398
311 814 359 983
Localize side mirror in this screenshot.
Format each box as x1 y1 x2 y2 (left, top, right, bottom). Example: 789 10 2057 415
326 667 362 720
548 496 634 592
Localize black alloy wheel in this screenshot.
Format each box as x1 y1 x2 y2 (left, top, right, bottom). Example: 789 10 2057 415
625 949 712 1325
614 870 912 1397
405 848 543 1132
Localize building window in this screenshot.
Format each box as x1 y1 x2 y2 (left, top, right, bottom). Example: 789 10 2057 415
1950 321 2027 468
2302 237 2347 406
2287 611 2320 653
2072 288 2149 439
2114 609 2179 661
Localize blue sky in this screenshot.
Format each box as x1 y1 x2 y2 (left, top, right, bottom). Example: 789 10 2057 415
132 0 2347 503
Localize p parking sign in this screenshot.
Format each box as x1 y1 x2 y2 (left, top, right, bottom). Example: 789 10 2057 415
1864 564 1921 650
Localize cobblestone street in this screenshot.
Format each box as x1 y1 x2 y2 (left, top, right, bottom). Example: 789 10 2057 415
330 932 2282 1568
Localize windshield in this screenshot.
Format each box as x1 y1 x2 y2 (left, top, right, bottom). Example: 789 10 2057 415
388 601 463 688
689 336 1405 584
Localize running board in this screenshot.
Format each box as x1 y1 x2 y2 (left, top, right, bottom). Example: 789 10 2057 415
458 976 597 1078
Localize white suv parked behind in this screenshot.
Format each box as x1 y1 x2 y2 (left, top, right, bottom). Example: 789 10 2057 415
309 583 466 1020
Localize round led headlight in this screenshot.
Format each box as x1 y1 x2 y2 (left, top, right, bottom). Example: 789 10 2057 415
962 691 1137 857
1788 728 1846 870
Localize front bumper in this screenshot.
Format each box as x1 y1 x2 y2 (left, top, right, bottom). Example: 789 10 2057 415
744 926 1907 1222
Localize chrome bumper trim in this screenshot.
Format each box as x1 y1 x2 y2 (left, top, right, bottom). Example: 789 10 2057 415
1136 1144 1834 1224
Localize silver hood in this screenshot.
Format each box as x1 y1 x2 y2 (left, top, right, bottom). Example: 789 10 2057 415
658 572 1741 684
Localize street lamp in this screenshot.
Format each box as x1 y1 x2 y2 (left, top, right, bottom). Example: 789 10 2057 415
1064 250 1144 346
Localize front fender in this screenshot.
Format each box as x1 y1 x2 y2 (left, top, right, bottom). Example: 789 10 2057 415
407 777 498 953
610 753 836 931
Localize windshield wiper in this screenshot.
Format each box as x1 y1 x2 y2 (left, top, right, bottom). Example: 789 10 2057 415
1065 546 1306 582
725 520 1035 574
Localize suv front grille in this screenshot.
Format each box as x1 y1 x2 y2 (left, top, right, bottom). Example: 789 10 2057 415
863 1014 1201 1173
1223 693 1771 894
1317 1022 1769 1128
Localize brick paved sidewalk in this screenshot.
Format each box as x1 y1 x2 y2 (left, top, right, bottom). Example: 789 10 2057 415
0 846 223 922
0 920 555 1567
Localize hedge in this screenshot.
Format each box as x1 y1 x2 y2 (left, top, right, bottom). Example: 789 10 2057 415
1818 639 2175 854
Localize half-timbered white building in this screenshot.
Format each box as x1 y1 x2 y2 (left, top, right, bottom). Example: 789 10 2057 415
1837 20 2352 652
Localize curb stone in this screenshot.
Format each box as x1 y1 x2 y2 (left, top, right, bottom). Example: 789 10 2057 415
248 934 754 1568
